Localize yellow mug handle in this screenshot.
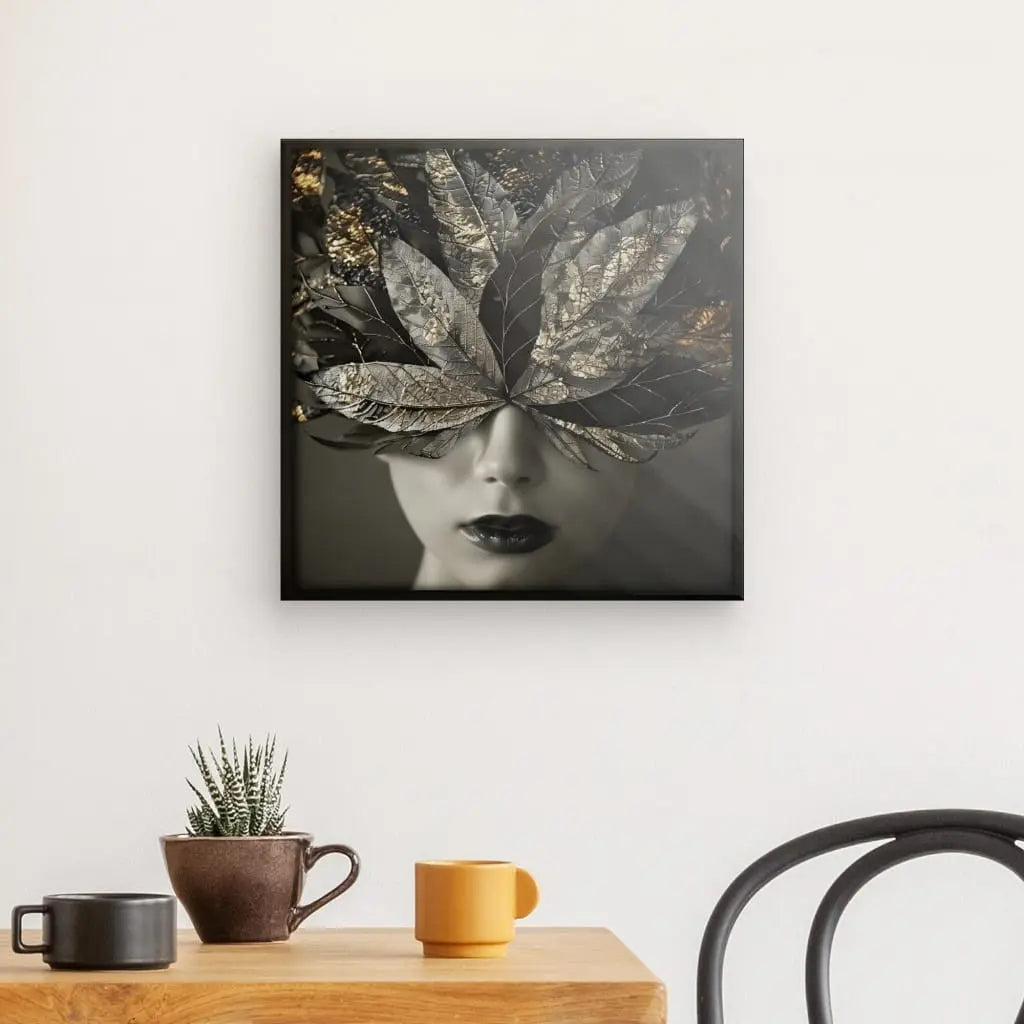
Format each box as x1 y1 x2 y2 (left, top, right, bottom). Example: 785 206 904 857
515 868 539 919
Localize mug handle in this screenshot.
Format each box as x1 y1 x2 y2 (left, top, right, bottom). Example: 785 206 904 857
515 868 540 919
11 905 49 954
288 843 360 933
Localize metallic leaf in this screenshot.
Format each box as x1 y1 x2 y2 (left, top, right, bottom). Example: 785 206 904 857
538 181 692 300
525 408 592 469
424 150 519 305
513 367 631 406
538 356 732 435
547 417 680 463
543 199 701 338
515 302 732 402
515 151 641 257
515 201 700 397
513 316 643 401
341 151 410 208
381 238 503 392
337 150 433 243
639 302 733 372
376 414 489 459
310 362 501 434
479 148 575 216
479 151 641 385
300 276 421 362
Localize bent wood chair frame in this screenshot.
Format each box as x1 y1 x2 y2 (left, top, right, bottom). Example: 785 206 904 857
697 809 1024 1024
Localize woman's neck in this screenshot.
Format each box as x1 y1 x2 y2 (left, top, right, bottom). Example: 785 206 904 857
413 550 461 589
412 551 602 590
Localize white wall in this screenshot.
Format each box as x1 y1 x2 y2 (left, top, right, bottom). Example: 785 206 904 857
2 1 1022 1020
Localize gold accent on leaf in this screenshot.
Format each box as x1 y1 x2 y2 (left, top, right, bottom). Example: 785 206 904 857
342 152 410 201
325 203 379 268
645 303 733 371
424 150 519 305
291 149 324 203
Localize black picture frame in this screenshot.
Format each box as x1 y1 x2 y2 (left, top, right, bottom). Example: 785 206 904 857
281 139 743 600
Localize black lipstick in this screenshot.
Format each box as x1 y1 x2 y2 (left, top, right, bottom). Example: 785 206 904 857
460 515 556 555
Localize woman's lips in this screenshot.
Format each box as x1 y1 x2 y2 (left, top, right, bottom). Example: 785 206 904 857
459 515 557 555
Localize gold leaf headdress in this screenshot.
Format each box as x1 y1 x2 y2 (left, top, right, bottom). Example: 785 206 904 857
292 146 734 466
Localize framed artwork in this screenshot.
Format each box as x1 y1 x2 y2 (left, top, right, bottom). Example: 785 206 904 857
282 140 742 598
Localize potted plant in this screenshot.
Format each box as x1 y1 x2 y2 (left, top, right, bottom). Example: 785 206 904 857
161 730 359 943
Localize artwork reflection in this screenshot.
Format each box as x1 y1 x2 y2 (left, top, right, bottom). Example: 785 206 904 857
283 141 742 597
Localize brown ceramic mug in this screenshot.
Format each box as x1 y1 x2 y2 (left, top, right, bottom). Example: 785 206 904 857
161 832 359 943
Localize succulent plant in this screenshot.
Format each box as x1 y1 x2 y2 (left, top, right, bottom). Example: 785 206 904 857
185 729 288 837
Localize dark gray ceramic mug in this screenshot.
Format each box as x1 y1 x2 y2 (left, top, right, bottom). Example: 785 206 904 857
11 893 176 970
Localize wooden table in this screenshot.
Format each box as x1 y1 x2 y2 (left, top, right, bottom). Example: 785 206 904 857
0 927 666 1024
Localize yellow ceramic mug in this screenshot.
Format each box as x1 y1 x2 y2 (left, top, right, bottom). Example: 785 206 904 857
415 860 539 958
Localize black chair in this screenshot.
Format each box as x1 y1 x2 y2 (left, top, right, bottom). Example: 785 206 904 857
697 809 1024 1023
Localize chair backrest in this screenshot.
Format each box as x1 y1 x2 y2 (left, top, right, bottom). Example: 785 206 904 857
696 809 1024 1024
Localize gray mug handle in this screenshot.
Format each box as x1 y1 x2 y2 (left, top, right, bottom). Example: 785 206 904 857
11 905 49 955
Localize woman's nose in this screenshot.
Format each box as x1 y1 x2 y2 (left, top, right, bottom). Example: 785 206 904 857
472 405 547 487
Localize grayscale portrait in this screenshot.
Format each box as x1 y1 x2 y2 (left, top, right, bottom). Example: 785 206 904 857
282 141 742 597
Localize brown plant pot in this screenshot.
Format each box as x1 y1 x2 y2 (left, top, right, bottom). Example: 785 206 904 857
160 832 360 943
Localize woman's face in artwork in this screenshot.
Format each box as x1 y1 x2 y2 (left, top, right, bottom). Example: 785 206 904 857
380 406 638 589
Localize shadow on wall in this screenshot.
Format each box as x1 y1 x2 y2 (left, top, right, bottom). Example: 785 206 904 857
293 417 737 592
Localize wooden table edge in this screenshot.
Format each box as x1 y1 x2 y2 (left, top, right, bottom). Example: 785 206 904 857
0 926 667 1024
